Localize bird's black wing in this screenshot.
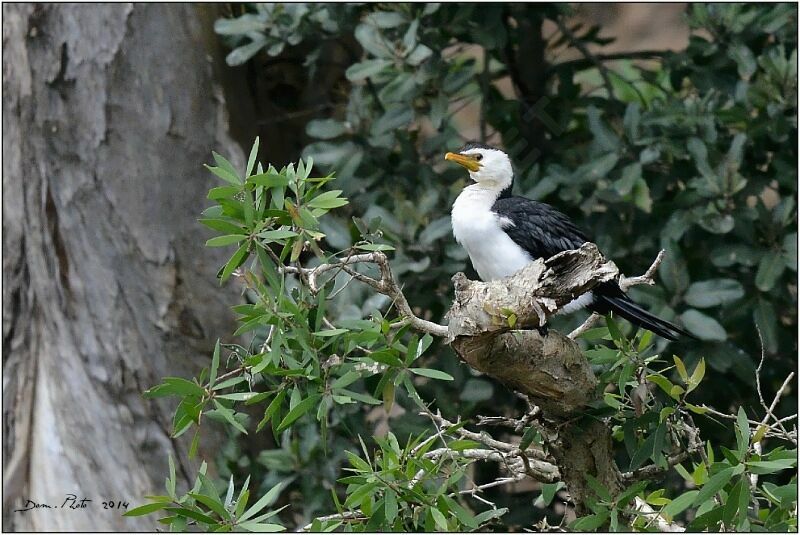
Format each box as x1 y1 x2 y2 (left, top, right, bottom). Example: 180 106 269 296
492 196 589 260
493 195 695 341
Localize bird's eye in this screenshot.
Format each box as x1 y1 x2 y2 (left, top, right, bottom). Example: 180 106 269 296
475 154 483 161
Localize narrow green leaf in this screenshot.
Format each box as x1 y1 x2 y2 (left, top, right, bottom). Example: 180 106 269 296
188 492 228 519
673 355 688 382
409 368 453 381
209 339 220 386
246 137 260 178
662 490 699 520
384 490 398 523
276 394 321 432
257 229 299 241
206 234 248 247
430 507 448 531
240 482 285 522
239 522 285 532
212 151 242 183
220 243 249 283
216 392 259 401
212 400 248 434
693 466 736 507
164 506 217 525
205 164 241 186
123 502 169 516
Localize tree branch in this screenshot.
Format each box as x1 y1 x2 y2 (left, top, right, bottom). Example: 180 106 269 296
282 251 449 337
568 249 665 339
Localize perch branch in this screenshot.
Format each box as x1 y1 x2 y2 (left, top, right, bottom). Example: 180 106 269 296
569 249 665 339
281 251 449 337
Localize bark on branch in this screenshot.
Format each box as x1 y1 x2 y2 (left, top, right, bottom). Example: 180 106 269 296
299 242 661 515
444 243 625 513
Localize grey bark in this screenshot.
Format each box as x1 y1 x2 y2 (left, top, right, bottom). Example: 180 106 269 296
3 4 243 531
445 244 625 513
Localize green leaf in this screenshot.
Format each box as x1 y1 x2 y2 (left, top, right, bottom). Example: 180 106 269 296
735 407 750 458
519 426 540 451
205 164 241 186
212 151 242 183
239 522 285 532
164 507 217 525
384 490 398 523
212 400 248 434
220 243 249 283
345 59 392 81
276 394 321 432
753 299 778 354
409 368 453 381
248 173 290 188
206 234 248 247
684 279 744 308
783 233 797 270
144 377 205 398
123 502 169 516
539 482 565 507
430 507 448 531
680 309 726 341
355 243 395 251
693 466 737 507
167 455 177 498
226 39 267 66
257 229 299 241
755 251 785 292
308 190 348 210
474 507 508 525
313 328 348 337
240 482 285 522
662 490 699 520
344 482 378 508
647 374 675 397
571 510 610 531
216 392 259 401
246 137 259 178
209 340 220 386
673 355 688 382
614 163 641 196
306 119 347 140
687 358 705 393
200 218 245 234
188 493 228 519
459 378 494 402
746 458 797 474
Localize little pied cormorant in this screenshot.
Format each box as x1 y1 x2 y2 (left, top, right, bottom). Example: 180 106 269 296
445 141 693 341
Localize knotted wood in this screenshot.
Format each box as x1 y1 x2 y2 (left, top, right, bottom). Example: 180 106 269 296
445 242 624 513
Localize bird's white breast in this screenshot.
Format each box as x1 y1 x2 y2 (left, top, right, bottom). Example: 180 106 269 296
451 185 594 314
451 185 532 281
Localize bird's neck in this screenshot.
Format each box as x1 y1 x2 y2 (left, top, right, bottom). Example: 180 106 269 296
461 180 513 203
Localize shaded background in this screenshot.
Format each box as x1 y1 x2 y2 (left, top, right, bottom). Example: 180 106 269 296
3 3 796 531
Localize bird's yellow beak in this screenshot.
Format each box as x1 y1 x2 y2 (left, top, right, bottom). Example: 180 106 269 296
445 152 481 172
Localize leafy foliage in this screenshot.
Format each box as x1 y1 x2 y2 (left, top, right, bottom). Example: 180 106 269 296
134 4 797 532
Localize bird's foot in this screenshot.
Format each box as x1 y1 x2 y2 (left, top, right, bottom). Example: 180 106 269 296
536 323 549 337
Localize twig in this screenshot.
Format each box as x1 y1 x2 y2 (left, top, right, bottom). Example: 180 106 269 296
568 312 602 339
619 250 665 291
632 497 684 532
420 410 558 482
301 510 365 531
282 251 449 337
555 18 617 100
545 50 668 77
569 250 665 339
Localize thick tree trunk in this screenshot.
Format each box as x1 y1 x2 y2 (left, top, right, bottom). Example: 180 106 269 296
2 4 243 530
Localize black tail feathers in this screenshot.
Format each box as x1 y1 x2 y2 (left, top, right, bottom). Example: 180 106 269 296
590 294 697 342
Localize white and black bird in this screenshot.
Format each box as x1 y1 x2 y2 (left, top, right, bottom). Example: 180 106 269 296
445 141 693 341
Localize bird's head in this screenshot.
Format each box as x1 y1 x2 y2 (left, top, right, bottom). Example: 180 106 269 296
445 142 513 191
